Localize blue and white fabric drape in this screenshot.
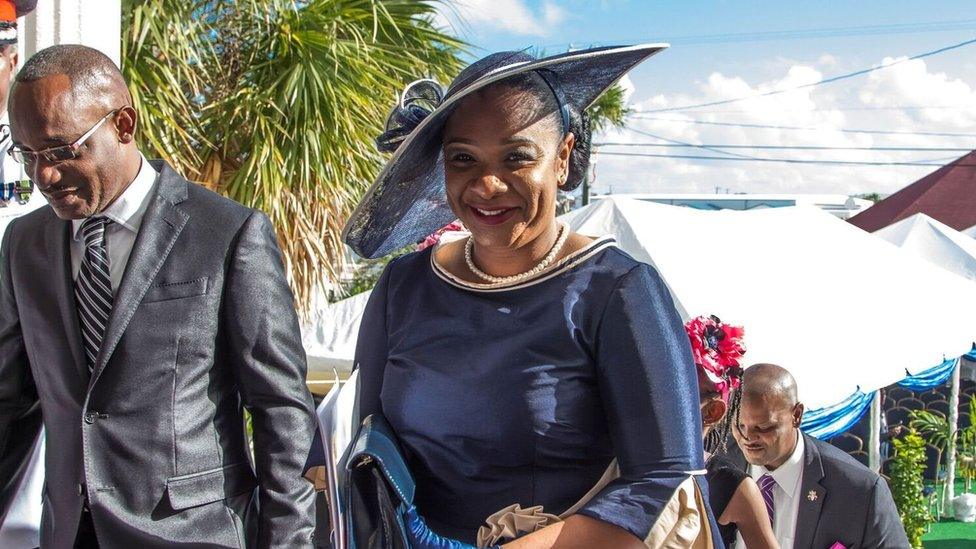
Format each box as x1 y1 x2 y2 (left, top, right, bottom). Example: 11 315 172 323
898 357 958 392
801 389 875 440
801 354 965 440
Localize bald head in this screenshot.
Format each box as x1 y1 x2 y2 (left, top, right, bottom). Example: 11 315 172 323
14 44 130 110
742 363 799 408
734 363 805 470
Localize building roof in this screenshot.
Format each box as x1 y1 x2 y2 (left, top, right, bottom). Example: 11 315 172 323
848 150 976 233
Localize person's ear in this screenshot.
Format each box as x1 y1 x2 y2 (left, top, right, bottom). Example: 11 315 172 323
702 398 728 427
556 132 575 189
115 106 138 144
793 403 805 427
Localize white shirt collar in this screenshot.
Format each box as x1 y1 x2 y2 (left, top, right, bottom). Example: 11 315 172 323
753 431 805 498
72 153 157 239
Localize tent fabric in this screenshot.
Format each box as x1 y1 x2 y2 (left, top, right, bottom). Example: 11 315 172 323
800 390 875 440
875 213 976 282
565 197 976 409
899 358 959 392
848 150 976 233
302 289 371 377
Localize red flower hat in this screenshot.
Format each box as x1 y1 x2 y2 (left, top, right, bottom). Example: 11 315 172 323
685 315 746 402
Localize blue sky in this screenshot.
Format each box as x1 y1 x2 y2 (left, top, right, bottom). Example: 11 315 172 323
436 1 976 196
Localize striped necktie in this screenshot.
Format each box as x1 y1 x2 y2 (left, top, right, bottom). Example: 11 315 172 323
758 473 776 526
75 217 114 372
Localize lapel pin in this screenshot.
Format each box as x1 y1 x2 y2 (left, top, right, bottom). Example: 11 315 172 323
807 490 818 502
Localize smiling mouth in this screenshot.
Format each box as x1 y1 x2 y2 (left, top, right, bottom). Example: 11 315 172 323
468 206 517 226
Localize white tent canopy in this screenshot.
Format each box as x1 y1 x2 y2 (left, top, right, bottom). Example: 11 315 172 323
964 224 976 239
567 198 976 408
873 212 976 501
305 197 976 409
303 289 371 381
876 213 976 282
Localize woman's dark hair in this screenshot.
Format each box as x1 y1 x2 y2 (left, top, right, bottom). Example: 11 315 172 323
481 71 592 191
704 387 742 455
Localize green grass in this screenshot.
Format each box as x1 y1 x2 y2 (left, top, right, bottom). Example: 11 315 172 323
923 480 976 548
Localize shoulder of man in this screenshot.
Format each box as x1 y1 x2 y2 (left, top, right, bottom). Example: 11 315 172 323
153 160 255 224
806 433 881 490
2 202 57 243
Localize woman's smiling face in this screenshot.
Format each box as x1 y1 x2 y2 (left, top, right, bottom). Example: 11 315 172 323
442 81 574 251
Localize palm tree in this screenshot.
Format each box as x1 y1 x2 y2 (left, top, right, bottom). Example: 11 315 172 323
122 0 465 313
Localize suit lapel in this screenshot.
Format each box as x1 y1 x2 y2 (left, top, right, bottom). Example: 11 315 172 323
48 215 89 384
793 434 827 549
90 165 189 381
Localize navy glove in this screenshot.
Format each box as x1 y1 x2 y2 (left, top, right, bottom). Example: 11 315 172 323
404 505 500 549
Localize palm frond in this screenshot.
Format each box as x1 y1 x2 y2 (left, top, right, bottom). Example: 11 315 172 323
123 0 466 314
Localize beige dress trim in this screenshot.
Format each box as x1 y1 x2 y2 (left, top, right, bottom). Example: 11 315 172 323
475 463 714 548
430 235 617 293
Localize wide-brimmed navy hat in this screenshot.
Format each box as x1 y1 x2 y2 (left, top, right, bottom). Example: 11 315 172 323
343 44 668 259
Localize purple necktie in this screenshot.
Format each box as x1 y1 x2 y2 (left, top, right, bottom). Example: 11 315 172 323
758 473 776 526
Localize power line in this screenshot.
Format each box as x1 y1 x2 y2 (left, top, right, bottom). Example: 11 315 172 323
641 36 976 114
625 126 762 160
593 142 974 152
690 104 971 114
537 19 976 49
659 20 976 45
627 116 976 138
595 151 975 167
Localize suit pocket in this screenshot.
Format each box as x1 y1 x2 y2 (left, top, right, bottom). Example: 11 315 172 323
165 461 257 511
144 277 209 303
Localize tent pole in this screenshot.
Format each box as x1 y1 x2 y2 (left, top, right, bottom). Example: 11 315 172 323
945 359 960 513
869 390 881 472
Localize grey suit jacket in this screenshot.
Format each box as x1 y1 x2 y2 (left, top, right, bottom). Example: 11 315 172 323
726 433 909 549
0 161 316 548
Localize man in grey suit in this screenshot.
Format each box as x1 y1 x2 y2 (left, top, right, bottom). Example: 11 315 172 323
0 45 316 547
726 364 908 549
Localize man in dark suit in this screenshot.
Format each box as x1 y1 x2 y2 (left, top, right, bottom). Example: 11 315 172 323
728 364 908 549
0 44 316 547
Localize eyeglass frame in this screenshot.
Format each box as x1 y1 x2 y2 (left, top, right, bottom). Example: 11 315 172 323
3 108 121 165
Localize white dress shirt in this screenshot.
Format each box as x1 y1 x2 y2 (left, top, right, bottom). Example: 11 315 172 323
736 432 805 549
70 154 158 290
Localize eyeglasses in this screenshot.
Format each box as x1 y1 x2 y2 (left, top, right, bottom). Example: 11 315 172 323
4 109 120 165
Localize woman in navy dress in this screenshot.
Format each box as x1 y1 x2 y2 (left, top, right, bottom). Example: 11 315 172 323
341 46 720 548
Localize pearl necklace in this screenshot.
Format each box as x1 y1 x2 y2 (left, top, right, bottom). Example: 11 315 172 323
464 222 570 286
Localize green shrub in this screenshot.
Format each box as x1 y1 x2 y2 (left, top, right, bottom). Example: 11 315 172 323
890 429 932 548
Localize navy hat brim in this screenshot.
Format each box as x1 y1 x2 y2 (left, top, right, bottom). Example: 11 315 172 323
343 44 667 259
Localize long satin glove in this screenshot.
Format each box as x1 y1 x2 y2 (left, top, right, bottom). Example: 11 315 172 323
404 505 500 549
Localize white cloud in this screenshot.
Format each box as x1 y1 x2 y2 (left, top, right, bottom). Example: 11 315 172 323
817 54 838 67
592 56 976 196
436 0 566 38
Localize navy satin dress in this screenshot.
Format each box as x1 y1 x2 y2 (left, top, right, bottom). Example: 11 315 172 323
353 237 717 543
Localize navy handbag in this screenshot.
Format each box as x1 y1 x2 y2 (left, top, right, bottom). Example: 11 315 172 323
345 414 416 549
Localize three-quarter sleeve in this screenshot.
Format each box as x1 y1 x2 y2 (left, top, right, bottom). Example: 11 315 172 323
577 263 707 540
